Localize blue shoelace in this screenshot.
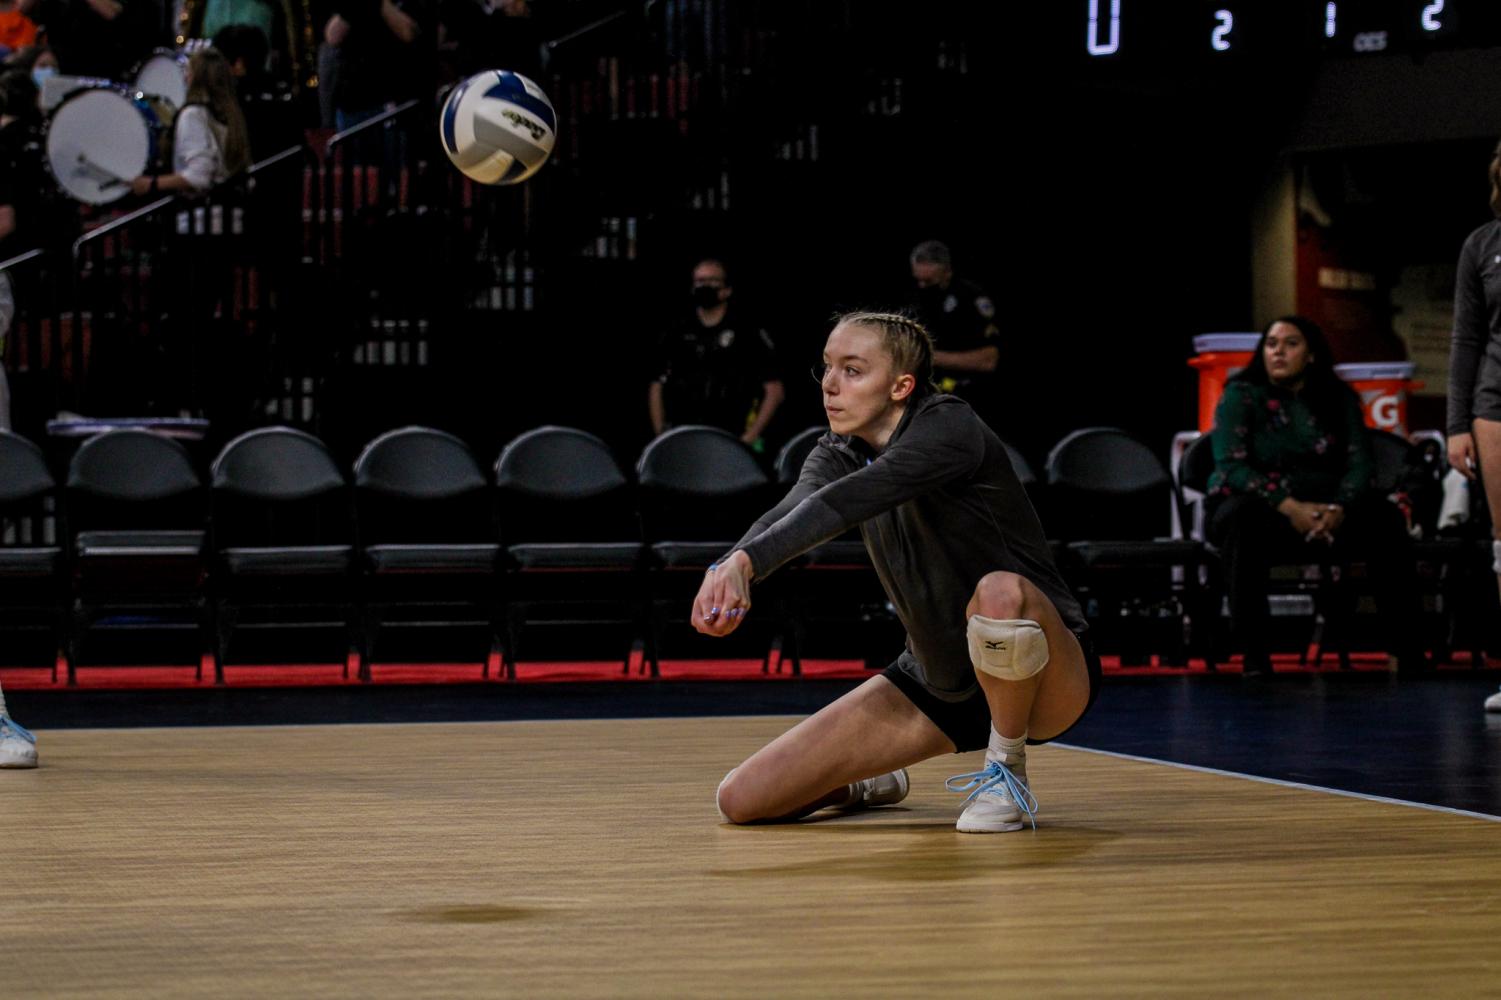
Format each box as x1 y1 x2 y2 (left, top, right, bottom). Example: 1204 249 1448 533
945 760 1039 829
0 714 36 745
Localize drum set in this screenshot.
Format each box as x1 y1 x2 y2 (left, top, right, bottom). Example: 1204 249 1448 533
42 48 195 206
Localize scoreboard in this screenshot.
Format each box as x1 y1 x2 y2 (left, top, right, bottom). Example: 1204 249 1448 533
1058 1 1501 70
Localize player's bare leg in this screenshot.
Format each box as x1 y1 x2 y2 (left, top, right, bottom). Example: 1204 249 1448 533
946 571 1091 832
715 675 952 824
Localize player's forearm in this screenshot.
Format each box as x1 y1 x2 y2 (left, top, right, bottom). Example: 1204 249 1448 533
742 381 784 441
933 346 999 373
647 382 666 435
380 0 420 43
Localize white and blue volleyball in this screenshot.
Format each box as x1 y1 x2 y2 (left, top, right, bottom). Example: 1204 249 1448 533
439 70 557 186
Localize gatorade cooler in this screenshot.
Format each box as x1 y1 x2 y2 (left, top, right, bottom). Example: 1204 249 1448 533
1187 333 1261 432
1333 362 1422 436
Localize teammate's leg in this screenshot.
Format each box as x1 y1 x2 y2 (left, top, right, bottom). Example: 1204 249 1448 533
1472 419 1501 711
0 679 38 769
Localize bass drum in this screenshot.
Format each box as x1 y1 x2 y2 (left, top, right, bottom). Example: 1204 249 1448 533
133 48 189 109
44 87 174 205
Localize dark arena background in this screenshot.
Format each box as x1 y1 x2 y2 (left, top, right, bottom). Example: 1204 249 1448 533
4 3 1501 996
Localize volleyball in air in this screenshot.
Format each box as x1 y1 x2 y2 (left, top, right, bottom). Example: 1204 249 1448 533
439 70 557 185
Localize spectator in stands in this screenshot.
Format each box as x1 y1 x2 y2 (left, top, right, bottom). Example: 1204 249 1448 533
0 68 44 431
7 44 56 113
212 23 301 158
909 239 1001 425
129 46 249 197
25 0 151 79
125 48 250 432
0 262 12 430
648 256 786 452
0 0 39 59
1205 315 1424 677
193 0 282 62
323 0 433 132
1447 138 1501 712
438 0 540 82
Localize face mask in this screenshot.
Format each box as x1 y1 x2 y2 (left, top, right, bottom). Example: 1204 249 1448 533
691 285 722 309
31 66 56 89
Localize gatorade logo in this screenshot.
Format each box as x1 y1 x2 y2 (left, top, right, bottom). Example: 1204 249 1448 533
1365 391 1400 430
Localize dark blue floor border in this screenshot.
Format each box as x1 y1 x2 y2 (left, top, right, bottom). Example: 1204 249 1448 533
9 672 1501 818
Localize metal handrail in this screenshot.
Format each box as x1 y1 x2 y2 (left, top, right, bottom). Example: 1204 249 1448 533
249 143 307 176
71 197 174 259
68 142 307 259
326 100 421 156
0 248 45 274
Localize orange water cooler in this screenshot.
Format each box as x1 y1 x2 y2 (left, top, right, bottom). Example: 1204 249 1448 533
1333 362 1422 436
1187 333 1260 432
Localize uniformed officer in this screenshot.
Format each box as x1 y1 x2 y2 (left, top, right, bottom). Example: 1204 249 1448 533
648 257 786 450
909 240 1000 409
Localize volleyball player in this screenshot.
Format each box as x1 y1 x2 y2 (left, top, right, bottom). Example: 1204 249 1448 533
1449 139 1501 711
0 679 37 768
694 312 1100 832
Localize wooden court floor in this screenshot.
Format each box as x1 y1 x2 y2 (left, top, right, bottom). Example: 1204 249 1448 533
5 716 1501 998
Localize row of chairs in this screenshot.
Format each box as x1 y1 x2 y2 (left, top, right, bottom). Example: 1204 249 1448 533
1045 426 1495 667
1 420 1489 683
0 422 842 683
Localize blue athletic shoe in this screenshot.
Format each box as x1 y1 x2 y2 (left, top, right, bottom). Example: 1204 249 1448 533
946 760 1037 833
0 714 38 768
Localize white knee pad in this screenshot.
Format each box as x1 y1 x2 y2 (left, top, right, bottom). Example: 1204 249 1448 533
715 768 737 823
1493 540 1501 575
967 615 1049 681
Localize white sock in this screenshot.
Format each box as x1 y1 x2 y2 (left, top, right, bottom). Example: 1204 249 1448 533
987 726 1027 780
831 782 862 808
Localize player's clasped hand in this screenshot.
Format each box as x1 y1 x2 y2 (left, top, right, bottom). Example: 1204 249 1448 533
692 550 754 636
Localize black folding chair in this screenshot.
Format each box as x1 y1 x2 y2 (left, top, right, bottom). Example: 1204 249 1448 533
210 427 358 682
496 426 650 677
636 426 779 671
1047 427 1209 666
353 427 502 680
65 429 211 683
0 431 67 680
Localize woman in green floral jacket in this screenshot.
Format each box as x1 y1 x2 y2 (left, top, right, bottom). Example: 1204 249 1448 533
1206 315 1423 676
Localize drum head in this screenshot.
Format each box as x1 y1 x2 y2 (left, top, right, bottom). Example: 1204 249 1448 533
45 88 151 205
135 51 188 108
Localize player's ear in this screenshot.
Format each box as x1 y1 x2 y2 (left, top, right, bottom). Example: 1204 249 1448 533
890 373 915 402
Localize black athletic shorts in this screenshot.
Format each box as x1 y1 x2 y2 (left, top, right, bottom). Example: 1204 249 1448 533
881 628 1102 752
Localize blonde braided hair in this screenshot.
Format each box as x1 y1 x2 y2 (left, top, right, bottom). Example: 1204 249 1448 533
834 311 938 397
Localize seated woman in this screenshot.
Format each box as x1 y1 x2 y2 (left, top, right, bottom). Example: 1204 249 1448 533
1206 315 1424 676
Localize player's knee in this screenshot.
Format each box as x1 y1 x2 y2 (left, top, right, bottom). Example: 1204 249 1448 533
715 767 756 825
968 571 1028 621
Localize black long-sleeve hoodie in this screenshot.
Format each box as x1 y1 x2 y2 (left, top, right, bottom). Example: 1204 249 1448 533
730 394 1085 702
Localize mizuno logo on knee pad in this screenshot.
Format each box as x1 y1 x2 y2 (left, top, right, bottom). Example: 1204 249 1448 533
967 615 1049 681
